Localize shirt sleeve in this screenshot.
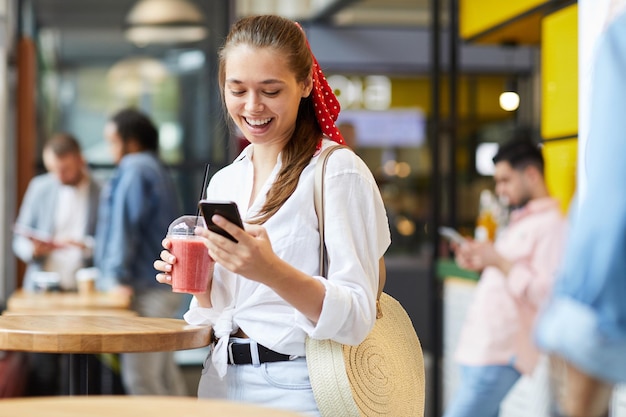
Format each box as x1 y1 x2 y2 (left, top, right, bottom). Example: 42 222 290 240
296 149 391 345
13 177 45 263
551 16 626 310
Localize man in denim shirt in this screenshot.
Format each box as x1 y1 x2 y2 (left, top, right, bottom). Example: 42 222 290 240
95 108 187 395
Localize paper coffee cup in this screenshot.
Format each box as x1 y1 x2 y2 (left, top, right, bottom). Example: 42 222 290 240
76 267 99 295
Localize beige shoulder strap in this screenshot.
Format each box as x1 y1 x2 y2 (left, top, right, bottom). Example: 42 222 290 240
313 145 386 318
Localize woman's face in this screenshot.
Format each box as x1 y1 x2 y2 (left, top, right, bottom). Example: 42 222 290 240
223 45 312 149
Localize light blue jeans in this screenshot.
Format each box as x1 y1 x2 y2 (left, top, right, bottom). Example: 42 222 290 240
444 364 521 417
198 344 320 417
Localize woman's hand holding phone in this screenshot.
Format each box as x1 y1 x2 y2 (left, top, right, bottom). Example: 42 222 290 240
198 200 244 243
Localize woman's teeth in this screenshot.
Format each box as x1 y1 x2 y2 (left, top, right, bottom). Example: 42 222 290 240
246 117 272 126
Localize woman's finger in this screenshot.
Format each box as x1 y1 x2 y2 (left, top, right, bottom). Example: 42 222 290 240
155 272 172 285
211 215 246 243
154 259 172 272
160 250 176 264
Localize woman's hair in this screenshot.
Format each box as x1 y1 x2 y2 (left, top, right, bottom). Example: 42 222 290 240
219 15 322 224
110 108 159 152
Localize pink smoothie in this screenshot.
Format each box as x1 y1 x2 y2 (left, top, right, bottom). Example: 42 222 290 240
170 238 210 293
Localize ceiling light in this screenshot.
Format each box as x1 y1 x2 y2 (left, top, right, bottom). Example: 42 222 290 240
125 0 207 46
499 91 520 112
499 79 519 112
107 57 170 97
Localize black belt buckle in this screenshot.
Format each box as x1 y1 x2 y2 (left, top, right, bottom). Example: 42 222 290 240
227 342 291 365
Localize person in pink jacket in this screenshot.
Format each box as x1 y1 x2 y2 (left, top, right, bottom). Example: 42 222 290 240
444 139 568 417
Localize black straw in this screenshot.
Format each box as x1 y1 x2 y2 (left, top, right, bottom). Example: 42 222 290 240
195 163 211 226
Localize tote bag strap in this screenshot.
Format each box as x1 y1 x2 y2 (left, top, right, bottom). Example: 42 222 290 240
313 145 386 318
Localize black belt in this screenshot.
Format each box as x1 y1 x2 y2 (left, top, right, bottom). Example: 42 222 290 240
227 342 291 365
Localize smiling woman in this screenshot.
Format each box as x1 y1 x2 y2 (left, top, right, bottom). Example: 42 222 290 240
154 14 391 417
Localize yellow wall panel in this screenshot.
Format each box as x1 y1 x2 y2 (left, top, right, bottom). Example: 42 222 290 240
543 139 578 213
391 78 430 110
390 76 513 120
541 4 578 139
474 12 542 44
460 0 548 40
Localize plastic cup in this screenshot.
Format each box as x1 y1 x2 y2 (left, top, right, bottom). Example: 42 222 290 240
167 215 211 294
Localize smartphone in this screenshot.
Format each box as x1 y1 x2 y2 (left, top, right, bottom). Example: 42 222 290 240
198 200 244 243
438 226 467 245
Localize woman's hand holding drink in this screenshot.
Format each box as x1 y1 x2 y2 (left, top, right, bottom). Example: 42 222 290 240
155 215 213 295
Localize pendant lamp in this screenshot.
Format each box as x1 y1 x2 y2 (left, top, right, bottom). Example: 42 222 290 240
499 78 520 112
125 0 207 46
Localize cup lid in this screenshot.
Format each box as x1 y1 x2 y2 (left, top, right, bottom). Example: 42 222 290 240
167 215 206 236
76 267 99 282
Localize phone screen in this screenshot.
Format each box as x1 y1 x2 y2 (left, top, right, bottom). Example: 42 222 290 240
198 200 244 243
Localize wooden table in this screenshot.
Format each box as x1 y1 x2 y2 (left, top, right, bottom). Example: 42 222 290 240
6 289 131 313
0 396 304 417
0 315 211 353
0 315 212 394
3 308 137 317
2 291 137 394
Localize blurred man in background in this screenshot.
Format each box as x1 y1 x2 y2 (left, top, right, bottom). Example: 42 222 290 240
13 132 101 395
444 139 568 417
13 132 101 292
95 108 186 396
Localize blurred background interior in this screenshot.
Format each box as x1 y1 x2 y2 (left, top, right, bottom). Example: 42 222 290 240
0 0 580 415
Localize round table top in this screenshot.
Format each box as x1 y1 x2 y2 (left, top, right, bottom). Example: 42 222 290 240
0 396 304 417
6 289 131 312
0 315 212 353
2 308 138 317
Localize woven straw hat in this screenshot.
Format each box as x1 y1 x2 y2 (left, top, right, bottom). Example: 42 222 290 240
306 293 425 416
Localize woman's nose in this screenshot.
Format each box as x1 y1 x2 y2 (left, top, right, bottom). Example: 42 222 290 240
245 94 263 112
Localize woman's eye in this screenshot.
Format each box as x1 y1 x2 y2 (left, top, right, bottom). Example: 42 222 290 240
264 91 279 97
230 90 245 96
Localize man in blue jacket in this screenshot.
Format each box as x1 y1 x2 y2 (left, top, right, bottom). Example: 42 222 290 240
95 108 187 395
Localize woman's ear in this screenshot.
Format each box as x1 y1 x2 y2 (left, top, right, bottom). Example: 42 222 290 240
301 74 314 98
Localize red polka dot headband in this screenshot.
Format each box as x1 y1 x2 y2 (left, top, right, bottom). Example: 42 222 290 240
296 23 345 145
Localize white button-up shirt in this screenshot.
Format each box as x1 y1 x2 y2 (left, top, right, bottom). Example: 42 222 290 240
184 140 390 376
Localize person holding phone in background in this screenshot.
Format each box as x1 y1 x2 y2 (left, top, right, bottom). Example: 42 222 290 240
12 132 101 395
14 132 101 292
154 15 390 416
95 108 187 396
443 139 568 417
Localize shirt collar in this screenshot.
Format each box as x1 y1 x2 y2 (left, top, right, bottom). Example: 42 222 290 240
235 144 283 168
510 197 560 222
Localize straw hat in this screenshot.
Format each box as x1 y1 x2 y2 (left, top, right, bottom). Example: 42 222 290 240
306 293 425 417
